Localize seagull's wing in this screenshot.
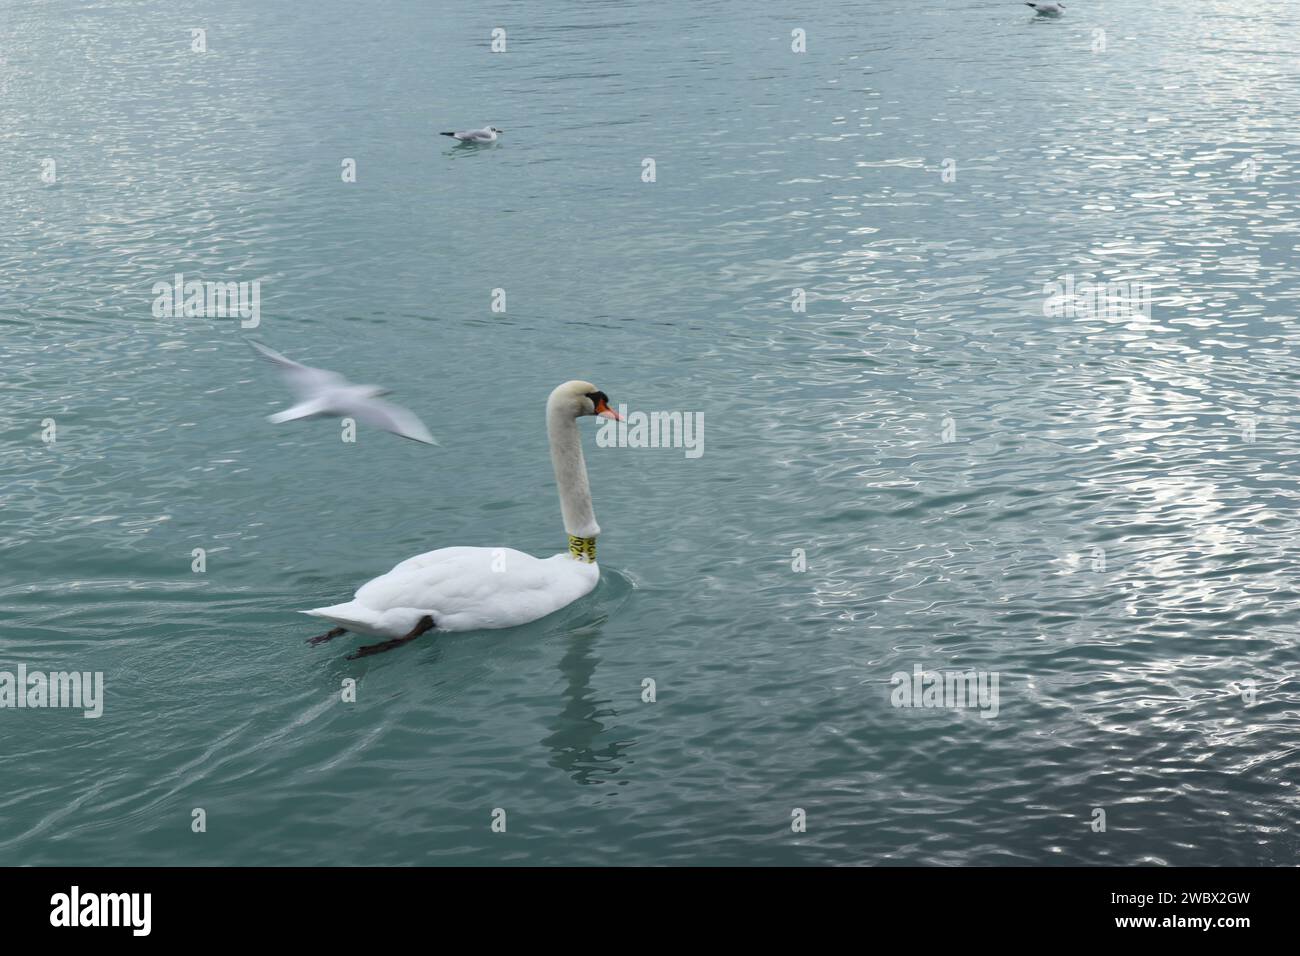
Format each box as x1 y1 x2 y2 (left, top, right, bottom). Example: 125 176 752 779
248 338 306 372
344 396 438 445
268 398 330 424
248 339 345 398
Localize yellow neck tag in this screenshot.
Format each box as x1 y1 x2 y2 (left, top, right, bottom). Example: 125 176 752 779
567 535 597 563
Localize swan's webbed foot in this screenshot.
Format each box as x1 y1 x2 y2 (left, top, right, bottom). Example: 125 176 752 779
346 616 436 660
307 626 348 646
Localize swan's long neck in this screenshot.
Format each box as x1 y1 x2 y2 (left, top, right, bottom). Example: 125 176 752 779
547 398 601 551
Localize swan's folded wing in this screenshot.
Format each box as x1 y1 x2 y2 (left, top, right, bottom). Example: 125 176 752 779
354 548 595 631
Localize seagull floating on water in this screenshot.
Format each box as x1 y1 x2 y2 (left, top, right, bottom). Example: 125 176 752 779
1025 1 1065 14
440 126 503 144
248 340 436 445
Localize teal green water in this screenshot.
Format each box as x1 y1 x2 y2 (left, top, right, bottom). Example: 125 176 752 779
3 0 1299 866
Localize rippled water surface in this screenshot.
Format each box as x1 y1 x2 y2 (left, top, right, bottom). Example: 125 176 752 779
2 0 1299 865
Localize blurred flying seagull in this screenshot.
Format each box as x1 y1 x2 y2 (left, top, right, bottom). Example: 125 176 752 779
440 126 503 143
1024 2 1065 14
248 340 437 445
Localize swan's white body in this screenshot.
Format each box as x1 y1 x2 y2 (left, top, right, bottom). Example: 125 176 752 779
303 381 613 641
305 547 598 637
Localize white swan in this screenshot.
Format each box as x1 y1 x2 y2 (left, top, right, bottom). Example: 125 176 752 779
1025 2 1065 15
303 380 622 659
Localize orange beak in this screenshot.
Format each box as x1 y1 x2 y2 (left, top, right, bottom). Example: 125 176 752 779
594 396 623 421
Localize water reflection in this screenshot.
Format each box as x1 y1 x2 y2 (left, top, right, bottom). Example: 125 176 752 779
542 618 632 786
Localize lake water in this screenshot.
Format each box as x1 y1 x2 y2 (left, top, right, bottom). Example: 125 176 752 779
2 0 1299 866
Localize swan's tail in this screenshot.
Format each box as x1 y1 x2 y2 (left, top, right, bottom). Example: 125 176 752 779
302 601 380 634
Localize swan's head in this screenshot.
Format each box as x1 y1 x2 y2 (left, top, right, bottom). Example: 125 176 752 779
549 380 623 421
490 127 503 134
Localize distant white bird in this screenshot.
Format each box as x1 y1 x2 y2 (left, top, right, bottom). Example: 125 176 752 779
248 340 436 445
440 126 503 143
1025 1 1065 14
